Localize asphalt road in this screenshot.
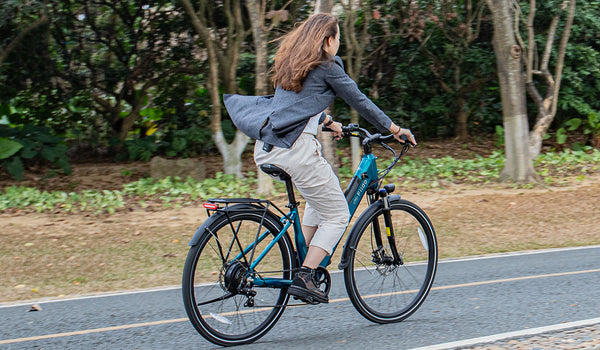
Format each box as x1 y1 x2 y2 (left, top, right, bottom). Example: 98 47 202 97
2 245 599 350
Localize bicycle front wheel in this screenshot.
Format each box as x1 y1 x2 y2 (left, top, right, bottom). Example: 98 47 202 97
344 198 437 323
182 209 294 346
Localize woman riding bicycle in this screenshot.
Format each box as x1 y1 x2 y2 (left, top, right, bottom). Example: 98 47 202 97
224 13 416 304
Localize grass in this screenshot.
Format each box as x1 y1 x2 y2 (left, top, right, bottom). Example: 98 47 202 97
1 148 599 215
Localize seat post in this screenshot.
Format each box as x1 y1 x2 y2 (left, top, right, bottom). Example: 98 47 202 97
284 178 298 209
259 164 299 209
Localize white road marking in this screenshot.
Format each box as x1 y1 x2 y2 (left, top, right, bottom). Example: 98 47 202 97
405 317 600 350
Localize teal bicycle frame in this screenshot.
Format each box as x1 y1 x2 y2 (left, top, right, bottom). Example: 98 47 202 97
197 125 409 290
239 151 377 288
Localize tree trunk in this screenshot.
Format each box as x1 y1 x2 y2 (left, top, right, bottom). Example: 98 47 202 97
350 109 361 167
314 0 334 13
214 130 249 175
487 0 538 182
182 0 248 178
454 97 469 140
525 0 576 158
247 0 274 195
341 0 371 171
314 0 338 174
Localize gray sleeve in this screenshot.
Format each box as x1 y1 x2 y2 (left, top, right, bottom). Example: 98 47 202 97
324 57 393 132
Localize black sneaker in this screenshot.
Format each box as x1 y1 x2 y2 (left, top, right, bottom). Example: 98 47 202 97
287 267 329 304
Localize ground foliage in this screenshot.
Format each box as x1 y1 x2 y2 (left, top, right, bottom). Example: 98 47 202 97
1 147 598 215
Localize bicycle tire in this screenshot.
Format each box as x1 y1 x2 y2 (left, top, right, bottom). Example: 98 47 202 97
182 207 294 346
344 198 437 323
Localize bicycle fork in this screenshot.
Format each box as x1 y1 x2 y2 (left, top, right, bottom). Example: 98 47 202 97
372 191 403 266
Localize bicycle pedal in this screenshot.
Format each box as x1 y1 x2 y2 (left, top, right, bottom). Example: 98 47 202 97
291 295 320 305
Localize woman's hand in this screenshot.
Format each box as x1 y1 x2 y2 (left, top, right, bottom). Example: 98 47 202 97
390 124 417 146
324 114 343 140
329 121 343 140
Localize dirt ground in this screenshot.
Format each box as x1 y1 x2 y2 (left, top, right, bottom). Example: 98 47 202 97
1 139 599 303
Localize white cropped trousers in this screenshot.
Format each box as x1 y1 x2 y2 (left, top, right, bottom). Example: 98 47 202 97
254 133 350 254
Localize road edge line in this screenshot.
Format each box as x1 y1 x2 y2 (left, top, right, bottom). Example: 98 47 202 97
405 317 600 350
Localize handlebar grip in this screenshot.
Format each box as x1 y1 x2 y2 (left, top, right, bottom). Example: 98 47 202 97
399 134 416 147
322 125 334 132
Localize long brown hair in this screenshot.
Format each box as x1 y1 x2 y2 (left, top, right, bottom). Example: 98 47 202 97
271 13 339 92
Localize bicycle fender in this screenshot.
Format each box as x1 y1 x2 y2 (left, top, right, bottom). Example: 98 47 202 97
337 195 401 270
188 213 222 247
188 204 279 247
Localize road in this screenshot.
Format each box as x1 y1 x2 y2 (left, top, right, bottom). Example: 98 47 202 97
2 245 599 349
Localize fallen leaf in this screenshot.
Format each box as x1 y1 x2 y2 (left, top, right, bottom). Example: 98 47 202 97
172 239 180 243
163 253 178 258
28 304 42 312
24 242 34 247
31 288 39 293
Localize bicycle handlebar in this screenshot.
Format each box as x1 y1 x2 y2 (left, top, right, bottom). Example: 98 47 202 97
322 123 414 147
321 123 413 183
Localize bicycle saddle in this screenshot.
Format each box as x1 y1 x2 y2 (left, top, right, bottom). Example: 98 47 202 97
259 164 291 182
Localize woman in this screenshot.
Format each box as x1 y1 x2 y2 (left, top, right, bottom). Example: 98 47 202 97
224 13 415 304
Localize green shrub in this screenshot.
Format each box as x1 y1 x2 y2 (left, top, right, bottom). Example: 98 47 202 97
0 124 71 180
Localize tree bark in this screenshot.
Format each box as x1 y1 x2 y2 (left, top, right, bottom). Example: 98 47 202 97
314 0 334 14
182 0 249 177
314 0 339 173
486 0 538 182
341 0 371 170
247 0 274 195
525 0 576 158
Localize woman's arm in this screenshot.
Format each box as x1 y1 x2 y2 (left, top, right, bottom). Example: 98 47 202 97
324 57 416 145
324 59 391 132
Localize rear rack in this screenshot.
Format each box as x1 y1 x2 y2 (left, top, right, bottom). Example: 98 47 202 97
204 197 290 219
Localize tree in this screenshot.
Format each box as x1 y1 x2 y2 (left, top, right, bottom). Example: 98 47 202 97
51 0 199 142
486 0 538 182
419 0 497 140
182 0 249 176
0 1 48 69
515 0 576 158
245 1 294 194
246 0 273 194
340 0 372 169
313 0 339 173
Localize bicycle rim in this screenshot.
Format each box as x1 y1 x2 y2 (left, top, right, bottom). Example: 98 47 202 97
345 199 437 323
182 211 293 346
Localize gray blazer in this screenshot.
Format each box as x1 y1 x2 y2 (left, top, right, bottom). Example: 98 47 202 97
223 56 393 148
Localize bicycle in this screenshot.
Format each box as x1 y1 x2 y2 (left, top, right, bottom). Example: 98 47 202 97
182 124 438 346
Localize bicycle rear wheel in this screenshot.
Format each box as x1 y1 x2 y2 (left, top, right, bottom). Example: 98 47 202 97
182 208 294 346
344 198 437 323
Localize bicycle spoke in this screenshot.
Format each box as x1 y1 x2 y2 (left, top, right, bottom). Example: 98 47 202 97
344 200 437 323
182 209 293 346
197 292 235 306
